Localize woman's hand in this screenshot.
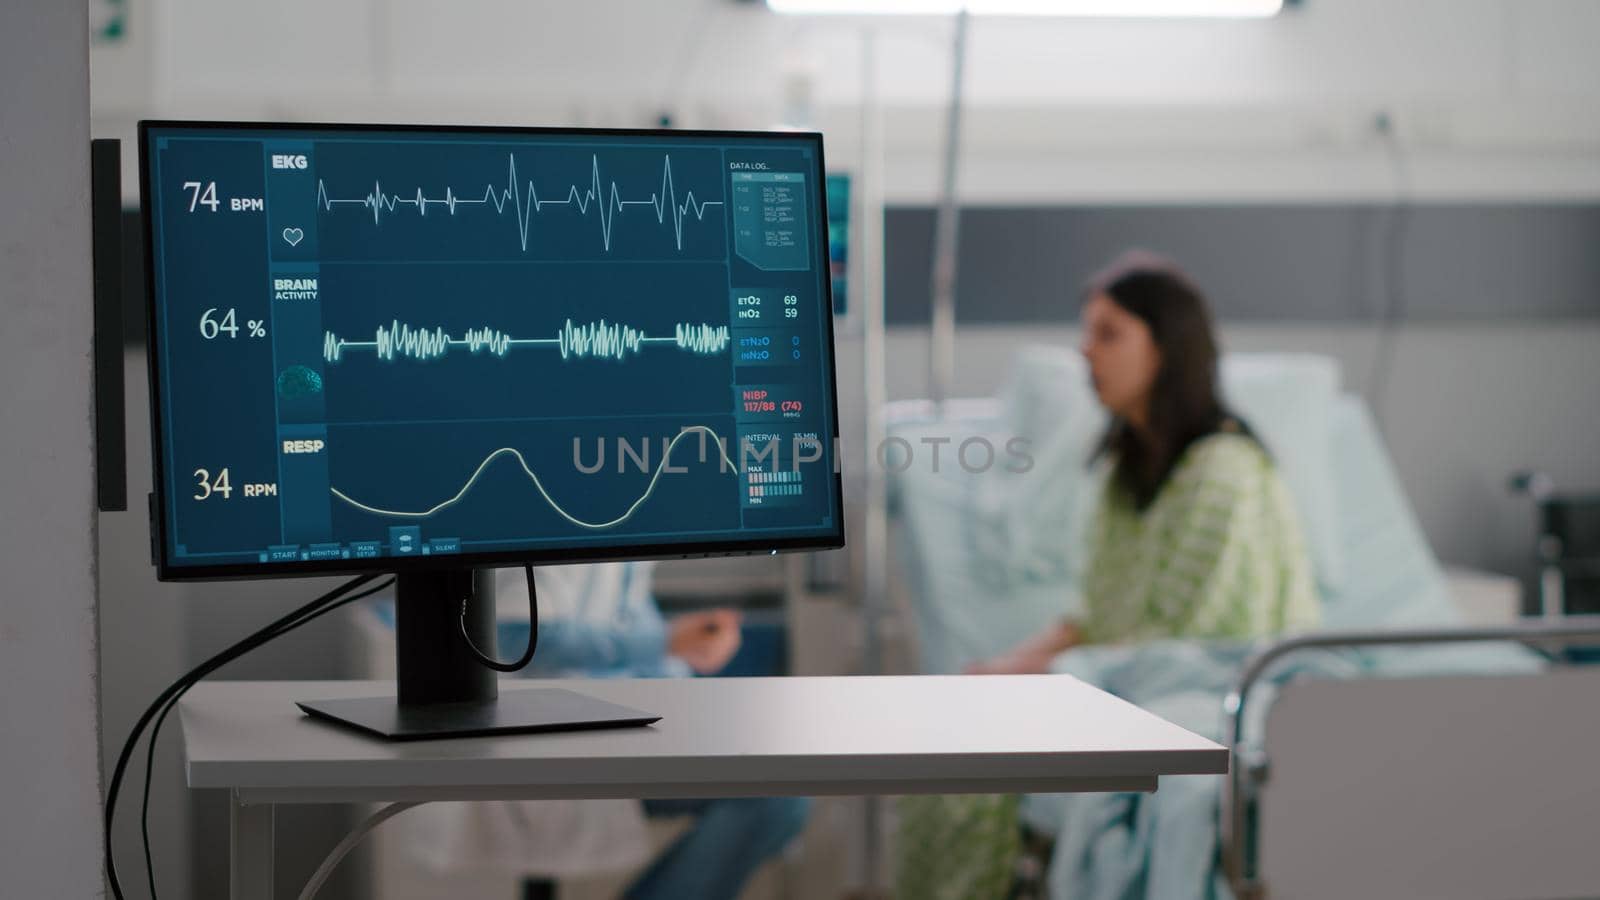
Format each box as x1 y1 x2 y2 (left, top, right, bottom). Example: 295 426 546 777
962 619 1082 675
963 645 1055 675
668 609 743 674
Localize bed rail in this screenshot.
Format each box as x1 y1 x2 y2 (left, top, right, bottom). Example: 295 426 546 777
1220 615 1600 900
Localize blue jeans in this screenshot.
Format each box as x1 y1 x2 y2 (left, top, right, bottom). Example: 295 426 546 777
623 797 811 900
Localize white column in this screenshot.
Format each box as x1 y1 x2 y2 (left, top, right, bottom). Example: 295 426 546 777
0 1 103 898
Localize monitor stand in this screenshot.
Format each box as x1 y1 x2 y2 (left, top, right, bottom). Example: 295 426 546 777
297 568 661 741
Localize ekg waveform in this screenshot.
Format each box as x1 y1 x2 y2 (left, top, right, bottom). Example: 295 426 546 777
315 153 723 253
328 426 739 530
322 318 731 363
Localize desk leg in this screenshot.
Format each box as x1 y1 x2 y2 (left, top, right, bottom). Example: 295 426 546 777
230 790 274 900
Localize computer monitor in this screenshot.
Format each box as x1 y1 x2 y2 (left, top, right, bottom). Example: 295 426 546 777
139 121 844 737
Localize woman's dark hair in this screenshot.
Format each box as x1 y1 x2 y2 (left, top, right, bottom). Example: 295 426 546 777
1087 251 1251 510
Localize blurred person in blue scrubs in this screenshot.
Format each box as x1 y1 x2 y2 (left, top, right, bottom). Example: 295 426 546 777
494 561 810 900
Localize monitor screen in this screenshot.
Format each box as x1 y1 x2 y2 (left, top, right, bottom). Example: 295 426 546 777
139 121 843 579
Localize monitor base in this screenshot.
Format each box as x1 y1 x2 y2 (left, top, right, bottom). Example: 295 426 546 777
298 567 659 740
297 687 659 741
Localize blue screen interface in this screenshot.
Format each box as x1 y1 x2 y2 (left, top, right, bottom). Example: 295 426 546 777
142 124 842 572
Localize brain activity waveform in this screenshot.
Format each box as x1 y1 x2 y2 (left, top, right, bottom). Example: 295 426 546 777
315 153 723 253
328 426 739 530
322 318 731 363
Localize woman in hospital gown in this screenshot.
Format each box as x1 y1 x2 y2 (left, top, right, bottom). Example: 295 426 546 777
896 252 1318 900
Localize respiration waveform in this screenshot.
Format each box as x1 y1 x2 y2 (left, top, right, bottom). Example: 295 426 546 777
322 318 731 363
314 153 723 253
328 425 740 530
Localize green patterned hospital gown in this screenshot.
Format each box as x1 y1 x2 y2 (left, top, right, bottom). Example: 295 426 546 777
895 433 1318 900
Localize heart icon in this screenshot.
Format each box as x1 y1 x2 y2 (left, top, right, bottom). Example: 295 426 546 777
282 227 304 247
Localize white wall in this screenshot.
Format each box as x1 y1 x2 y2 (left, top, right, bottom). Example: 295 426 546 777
93 0 1600 203
0 1 103 896
118 0 1600 110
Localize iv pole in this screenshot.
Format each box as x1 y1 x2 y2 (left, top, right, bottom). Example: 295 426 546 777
857 24 891 893
855 12 970 892
929 9 970 414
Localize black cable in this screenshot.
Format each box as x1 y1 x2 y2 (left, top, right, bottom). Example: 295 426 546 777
135 576 395 900
104 572 381 900
458 564 538 672
121 577 380 900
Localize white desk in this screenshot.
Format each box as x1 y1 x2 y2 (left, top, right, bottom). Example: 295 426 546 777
180 675 1226 899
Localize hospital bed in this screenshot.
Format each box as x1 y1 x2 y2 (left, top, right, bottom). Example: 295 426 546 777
887 348 1600 900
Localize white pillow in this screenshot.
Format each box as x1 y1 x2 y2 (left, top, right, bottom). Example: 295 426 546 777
1221 354 1345 594
997 345 1099 448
